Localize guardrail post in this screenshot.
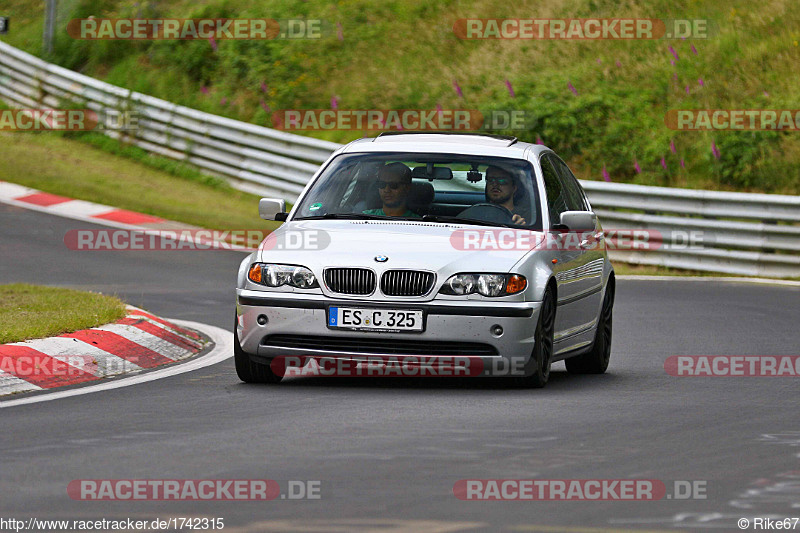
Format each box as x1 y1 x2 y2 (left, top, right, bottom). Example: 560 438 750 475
43 0 57 57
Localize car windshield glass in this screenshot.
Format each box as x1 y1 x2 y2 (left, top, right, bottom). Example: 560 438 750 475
293 152 542 230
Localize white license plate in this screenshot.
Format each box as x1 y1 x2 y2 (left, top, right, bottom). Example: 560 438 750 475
327 307 424 332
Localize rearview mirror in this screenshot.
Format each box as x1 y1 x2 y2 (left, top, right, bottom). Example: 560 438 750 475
259 198 286 221
411 166 453 180
559 211 597 231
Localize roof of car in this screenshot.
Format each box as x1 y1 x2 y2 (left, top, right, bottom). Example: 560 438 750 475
338 132 550 159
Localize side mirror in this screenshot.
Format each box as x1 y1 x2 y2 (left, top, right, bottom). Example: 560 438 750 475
259 198 286 221
559 211 597 231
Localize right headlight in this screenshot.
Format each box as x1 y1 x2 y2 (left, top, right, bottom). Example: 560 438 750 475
248 263 319 289
439 273 526 297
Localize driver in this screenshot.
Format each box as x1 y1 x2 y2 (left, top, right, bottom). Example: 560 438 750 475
485 165 526 225
362 162 421 218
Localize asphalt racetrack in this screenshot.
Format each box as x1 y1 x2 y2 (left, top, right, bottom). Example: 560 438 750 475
2 202 799 532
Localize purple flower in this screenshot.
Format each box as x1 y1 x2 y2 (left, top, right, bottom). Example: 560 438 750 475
596 58 602 65
698 78 704 87
200 86 208 95
505 79 515 97
680 158 685 168
260 100 270 112
685 85 690 95
336 22 343 41
567 81 578 96
453 80 463 98
536 135 543 145
691 44 698 55
661 156 668 170
670 139 676 154
615 60 622 67
260 82 268 93
711 140 721 159
330 96 338 110
673 72 678 82
634 158 641 174
763 90 769 97
602 164 611 182
670 59 676 66
669 45 679 61
220 97 227 106
209 36 218 52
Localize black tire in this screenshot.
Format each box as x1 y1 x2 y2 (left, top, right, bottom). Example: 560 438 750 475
516 286 555 388
234 320 282 384
565 282 614 374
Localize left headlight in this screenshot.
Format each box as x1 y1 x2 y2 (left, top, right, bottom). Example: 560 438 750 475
439 273 526 297
248 263 319 289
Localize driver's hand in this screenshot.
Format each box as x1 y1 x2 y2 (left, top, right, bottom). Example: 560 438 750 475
511 214 526 225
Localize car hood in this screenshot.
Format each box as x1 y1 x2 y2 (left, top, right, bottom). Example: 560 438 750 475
257 220 537 273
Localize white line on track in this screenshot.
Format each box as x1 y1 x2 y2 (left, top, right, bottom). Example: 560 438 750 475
616 275 800 287
0 319 231 409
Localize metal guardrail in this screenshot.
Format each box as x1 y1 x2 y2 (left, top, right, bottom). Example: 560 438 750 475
1 41 798 277
0 40 338 200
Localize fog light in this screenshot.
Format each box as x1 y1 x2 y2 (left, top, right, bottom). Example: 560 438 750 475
257 314 268 325
491 325 503 337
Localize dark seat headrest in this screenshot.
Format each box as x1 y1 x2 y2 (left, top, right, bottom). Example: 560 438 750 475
408 181 434 209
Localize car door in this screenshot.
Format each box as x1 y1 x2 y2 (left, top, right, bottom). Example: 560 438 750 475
551 154 604 333
539 153 586 340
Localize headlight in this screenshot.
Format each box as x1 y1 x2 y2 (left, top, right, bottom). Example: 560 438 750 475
477 274 506 297
439 273 527 297
248 263 319 289
444 274 477 295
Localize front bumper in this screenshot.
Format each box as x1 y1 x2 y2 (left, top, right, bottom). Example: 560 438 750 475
236 289 541 377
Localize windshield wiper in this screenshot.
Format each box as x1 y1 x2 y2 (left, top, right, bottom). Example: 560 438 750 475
420 215 515 228
294 213 388 221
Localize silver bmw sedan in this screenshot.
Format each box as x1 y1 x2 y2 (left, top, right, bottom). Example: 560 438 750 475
235 133 615 388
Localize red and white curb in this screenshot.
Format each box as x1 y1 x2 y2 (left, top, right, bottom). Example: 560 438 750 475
0 305 211 398
0 180 197 231
0 180 260 251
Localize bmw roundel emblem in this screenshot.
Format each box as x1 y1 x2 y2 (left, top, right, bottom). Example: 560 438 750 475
374 255 388 263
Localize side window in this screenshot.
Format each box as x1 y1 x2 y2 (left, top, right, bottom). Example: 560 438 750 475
539 155 567 226
553 157 589 211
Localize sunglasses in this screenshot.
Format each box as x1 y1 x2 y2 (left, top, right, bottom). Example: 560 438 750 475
377 180 404 190
487 177 512 186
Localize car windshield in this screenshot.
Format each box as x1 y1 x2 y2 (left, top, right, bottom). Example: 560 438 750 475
293 153 542 229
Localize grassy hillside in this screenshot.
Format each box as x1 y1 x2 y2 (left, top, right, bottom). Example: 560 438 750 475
2 0 799 194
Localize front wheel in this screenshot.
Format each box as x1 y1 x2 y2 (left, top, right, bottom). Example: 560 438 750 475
234 319 282 384
565 282 614 374
516 287 555 388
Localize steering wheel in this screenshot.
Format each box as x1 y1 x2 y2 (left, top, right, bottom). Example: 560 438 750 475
458 203 515 224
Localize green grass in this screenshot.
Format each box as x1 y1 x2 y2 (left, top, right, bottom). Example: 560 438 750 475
611 261 800 281
2 0 799 194
0 131 281 231
0 283 127 344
